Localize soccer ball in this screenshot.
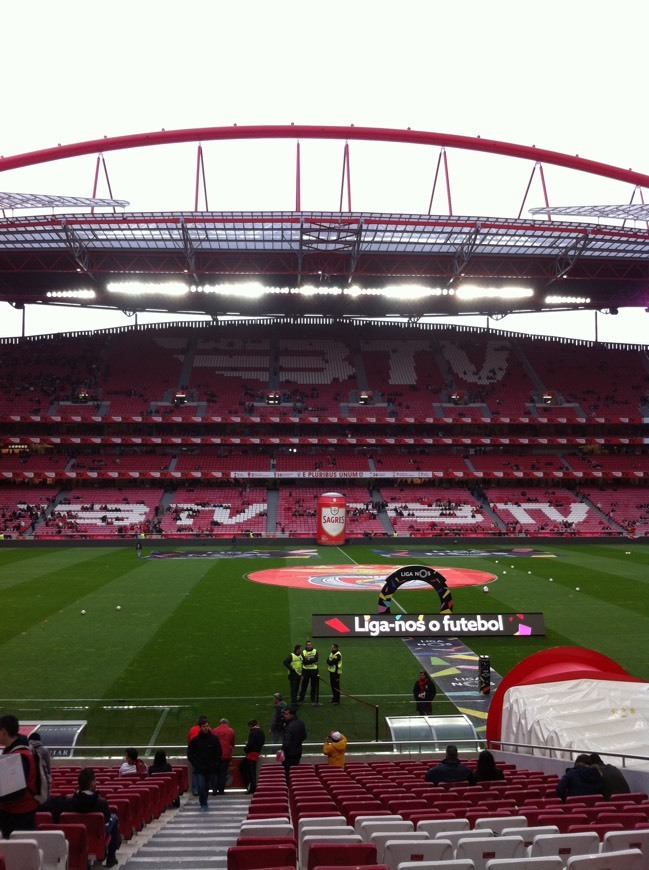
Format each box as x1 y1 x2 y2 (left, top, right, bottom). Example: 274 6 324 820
116 605 122 611
483 585 489 592
576 587 580 591
80 609 87 615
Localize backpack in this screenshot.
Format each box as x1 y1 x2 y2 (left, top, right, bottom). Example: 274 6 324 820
29 742 51 804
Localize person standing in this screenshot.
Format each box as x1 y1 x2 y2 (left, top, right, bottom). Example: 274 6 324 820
326 643 342 705
281 707 307 779
413 670 437 715
283 644 303 706
0 713 38 838
241 719 265 794
213 718 236 794
323 730 347 767
299 640 319 705
187 716 222 812
270 693 287 745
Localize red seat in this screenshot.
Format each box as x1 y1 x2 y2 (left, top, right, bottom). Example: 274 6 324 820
109 797 134 841
39 822 88 870
61 811 106 862
227 844 297 870
568 822 625 838
307 843 377 870
597 812 649 828
35 811 53 826
537 812 588 833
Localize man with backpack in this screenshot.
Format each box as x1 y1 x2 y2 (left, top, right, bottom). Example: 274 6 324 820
28 731 52 803
0 713 39 837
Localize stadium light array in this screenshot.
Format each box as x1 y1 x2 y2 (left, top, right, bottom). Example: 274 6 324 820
455 284 534 301
545 294 591 305
46 289 96 299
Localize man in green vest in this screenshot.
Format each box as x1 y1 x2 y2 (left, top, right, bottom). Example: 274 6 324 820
283 644 303 706
299 640 320 705
327 643 343 704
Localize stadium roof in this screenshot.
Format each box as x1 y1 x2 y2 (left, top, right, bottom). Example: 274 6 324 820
1 126 648 320
0 210 648 319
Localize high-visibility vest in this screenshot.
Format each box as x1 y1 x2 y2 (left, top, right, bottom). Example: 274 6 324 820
289 653 303 676
327 651 342 674
302 647 318 670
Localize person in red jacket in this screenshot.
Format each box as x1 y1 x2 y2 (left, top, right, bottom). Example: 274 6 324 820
0 713 39 838
213 718 236 794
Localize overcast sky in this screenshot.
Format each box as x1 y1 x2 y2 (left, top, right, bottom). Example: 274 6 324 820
1 1 648 343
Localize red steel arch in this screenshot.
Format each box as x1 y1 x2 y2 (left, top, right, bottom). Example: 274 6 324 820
1 125 649 189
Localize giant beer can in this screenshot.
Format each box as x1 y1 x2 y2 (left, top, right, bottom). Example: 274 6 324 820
317 491 347 545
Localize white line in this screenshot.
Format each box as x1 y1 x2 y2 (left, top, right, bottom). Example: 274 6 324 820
147 706 171 753
336 546 406 612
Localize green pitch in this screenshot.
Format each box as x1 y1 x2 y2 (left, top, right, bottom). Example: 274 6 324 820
1 541 647 752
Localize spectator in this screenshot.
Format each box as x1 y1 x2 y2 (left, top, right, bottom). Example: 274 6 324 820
556 754 605 802
65 767 121 867
213 718 236 794
28 731 52 801
413 670 437 715
281 707 307 779
322 730 347 767
187 717 222 812
187 716 204 795
588 752 630 800
270 693 287 745
119 747 147 776
240 719 265 795
148 749 180 807
0 713 38 838
424 744 476 785
474 749 505 782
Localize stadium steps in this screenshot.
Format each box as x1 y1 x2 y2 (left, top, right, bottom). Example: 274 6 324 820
178 332 198 388
121 792 250 869
513 339 546 392
577 491 627 533
266 488 279 534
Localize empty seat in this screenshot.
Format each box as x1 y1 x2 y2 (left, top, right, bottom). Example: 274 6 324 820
240 821 295 838
603 828 649 862
456 835 527 870
500 826 560 848
382 837 453 870
416 818 470 836
530 832 600 863
565 848 644 869
60 811 106 862
474 816 528 835
298 816 348 839
303 834 363 870
485 859 564 869
38 823 88 870
353 815 404 834
0 839 43 870
395 861 477 870
359 821 414 843
369 832 429 863
307 842 377 870
10 829 67 869
227 843 297 870
300 826 356 864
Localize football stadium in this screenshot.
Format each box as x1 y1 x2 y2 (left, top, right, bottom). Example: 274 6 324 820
2 119 649 865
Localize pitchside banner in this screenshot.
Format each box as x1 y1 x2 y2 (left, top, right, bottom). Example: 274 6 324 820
312 612 546 637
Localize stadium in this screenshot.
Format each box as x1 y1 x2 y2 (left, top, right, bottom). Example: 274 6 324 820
1 124 649 868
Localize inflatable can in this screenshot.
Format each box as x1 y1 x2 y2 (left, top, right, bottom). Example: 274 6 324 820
317 492 347 545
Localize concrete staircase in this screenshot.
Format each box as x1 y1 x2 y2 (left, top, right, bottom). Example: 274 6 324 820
122 792 250 869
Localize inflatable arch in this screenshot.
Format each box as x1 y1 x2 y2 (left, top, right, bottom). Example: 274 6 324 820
378 564 453 614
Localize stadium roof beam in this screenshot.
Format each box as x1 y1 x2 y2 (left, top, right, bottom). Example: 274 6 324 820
180 217 199 285
61 220 95 282
552 229 592 282
447 221 482 288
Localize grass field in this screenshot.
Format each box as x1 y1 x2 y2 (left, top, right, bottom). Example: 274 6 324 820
1 540 648 753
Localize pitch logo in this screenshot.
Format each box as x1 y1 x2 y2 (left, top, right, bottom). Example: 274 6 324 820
247 564 496 590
